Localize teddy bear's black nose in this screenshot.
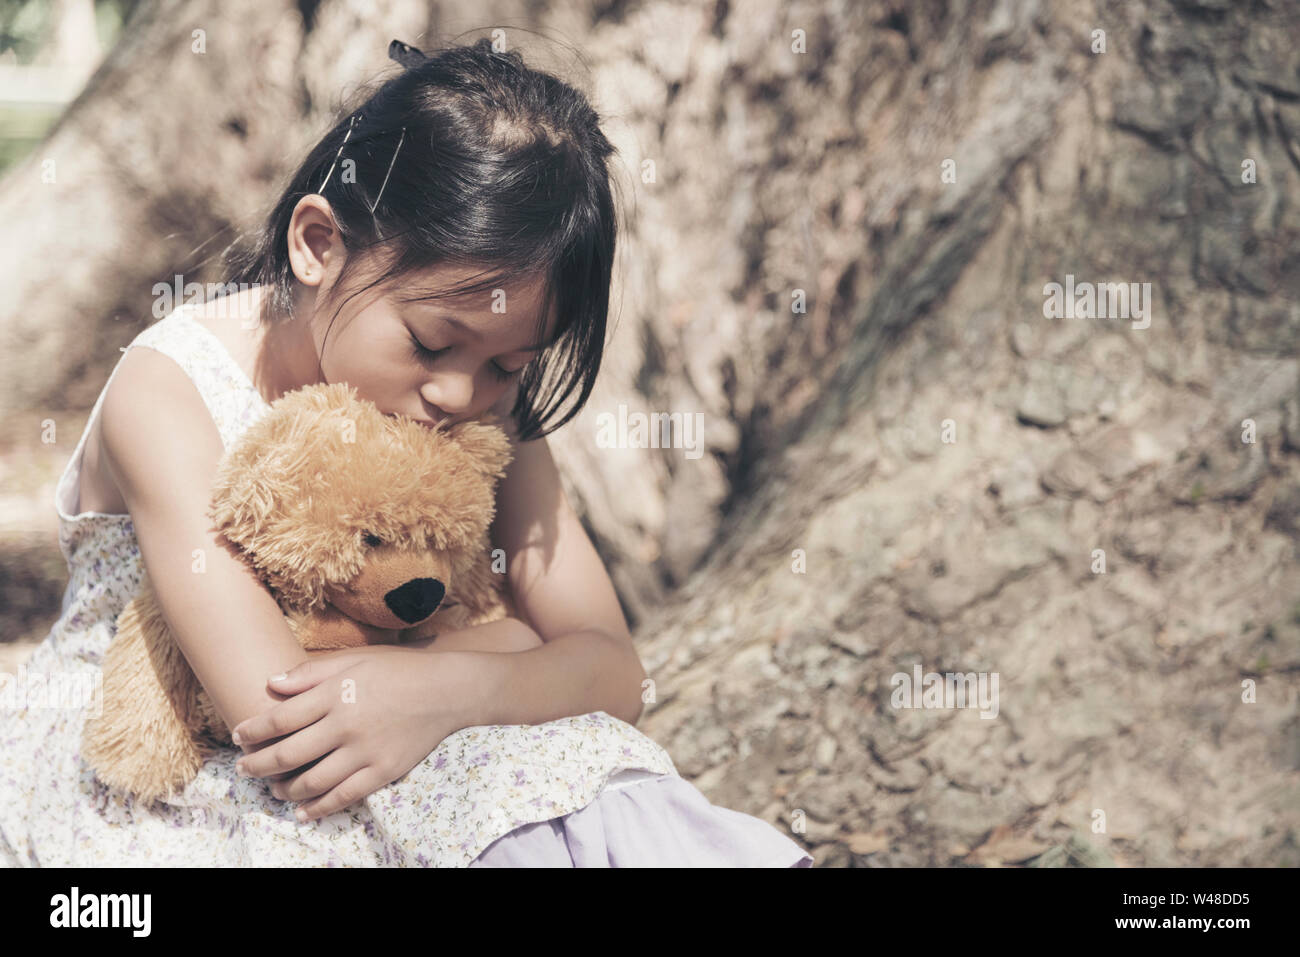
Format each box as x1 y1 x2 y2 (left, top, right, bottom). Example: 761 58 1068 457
385 578 446 623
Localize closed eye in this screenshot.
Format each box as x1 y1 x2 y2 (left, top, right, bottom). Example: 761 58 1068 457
408 331 448 364
408 331 524 381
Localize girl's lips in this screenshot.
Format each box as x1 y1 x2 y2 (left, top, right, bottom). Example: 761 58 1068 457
385 412 447 429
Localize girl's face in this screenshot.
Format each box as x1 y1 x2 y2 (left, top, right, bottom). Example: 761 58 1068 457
299 258 557 431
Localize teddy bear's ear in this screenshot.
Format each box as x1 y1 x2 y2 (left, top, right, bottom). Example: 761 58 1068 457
448 417 515 480
205 444 284 554
203 381 363 550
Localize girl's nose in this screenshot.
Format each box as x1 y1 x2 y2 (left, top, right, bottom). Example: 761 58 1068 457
420 376 473 416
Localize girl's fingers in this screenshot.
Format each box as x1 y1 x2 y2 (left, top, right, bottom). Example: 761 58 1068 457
235 708 337 779
274 747 362 805
232 682 330 747
266 654 358 694
293 766 387 823
267 754 325 784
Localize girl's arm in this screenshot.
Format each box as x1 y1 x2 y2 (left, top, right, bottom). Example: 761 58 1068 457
101 346 314 749
449 427 648 728
403 617 543 653
225 413 641 822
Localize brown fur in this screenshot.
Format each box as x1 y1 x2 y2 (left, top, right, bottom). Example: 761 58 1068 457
81 382 514 804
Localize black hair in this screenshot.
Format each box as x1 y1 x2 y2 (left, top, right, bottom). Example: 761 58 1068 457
223 36 620 442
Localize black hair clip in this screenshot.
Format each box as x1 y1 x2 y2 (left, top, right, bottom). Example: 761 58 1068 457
389 39 429 70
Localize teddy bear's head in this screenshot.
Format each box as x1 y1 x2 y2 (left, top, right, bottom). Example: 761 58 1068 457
206 382 512 631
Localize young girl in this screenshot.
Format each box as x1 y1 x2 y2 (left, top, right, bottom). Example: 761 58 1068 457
0 38 812 868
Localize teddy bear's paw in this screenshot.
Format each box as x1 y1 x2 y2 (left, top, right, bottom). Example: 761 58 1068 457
83 710 211 805
89 754 205 807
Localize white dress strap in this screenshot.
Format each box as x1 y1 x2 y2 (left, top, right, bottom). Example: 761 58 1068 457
127 304 268 450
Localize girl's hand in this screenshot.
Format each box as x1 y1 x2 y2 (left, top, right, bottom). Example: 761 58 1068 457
230 645 482 822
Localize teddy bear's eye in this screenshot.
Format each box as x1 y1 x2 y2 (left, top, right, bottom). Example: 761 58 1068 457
362 532 383 547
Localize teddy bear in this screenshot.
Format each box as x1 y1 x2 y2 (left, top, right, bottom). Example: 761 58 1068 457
81 381 517 805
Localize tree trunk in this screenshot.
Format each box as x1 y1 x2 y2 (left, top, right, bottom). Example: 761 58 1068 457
0 0 439 418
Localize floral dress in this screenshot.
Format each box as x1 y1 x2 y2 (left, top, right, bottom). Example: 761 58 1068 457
0 304 812 867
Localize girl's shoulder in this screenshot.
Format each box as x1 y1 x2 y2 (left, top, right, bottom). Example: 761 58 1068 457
128 297 266 410
112 298 269 449
133 293 262 392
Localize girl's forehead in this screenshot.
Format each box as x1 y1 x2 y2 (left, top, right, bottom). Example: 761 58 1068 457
399 264 548 307
394 266 559 348
405 259 541 290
